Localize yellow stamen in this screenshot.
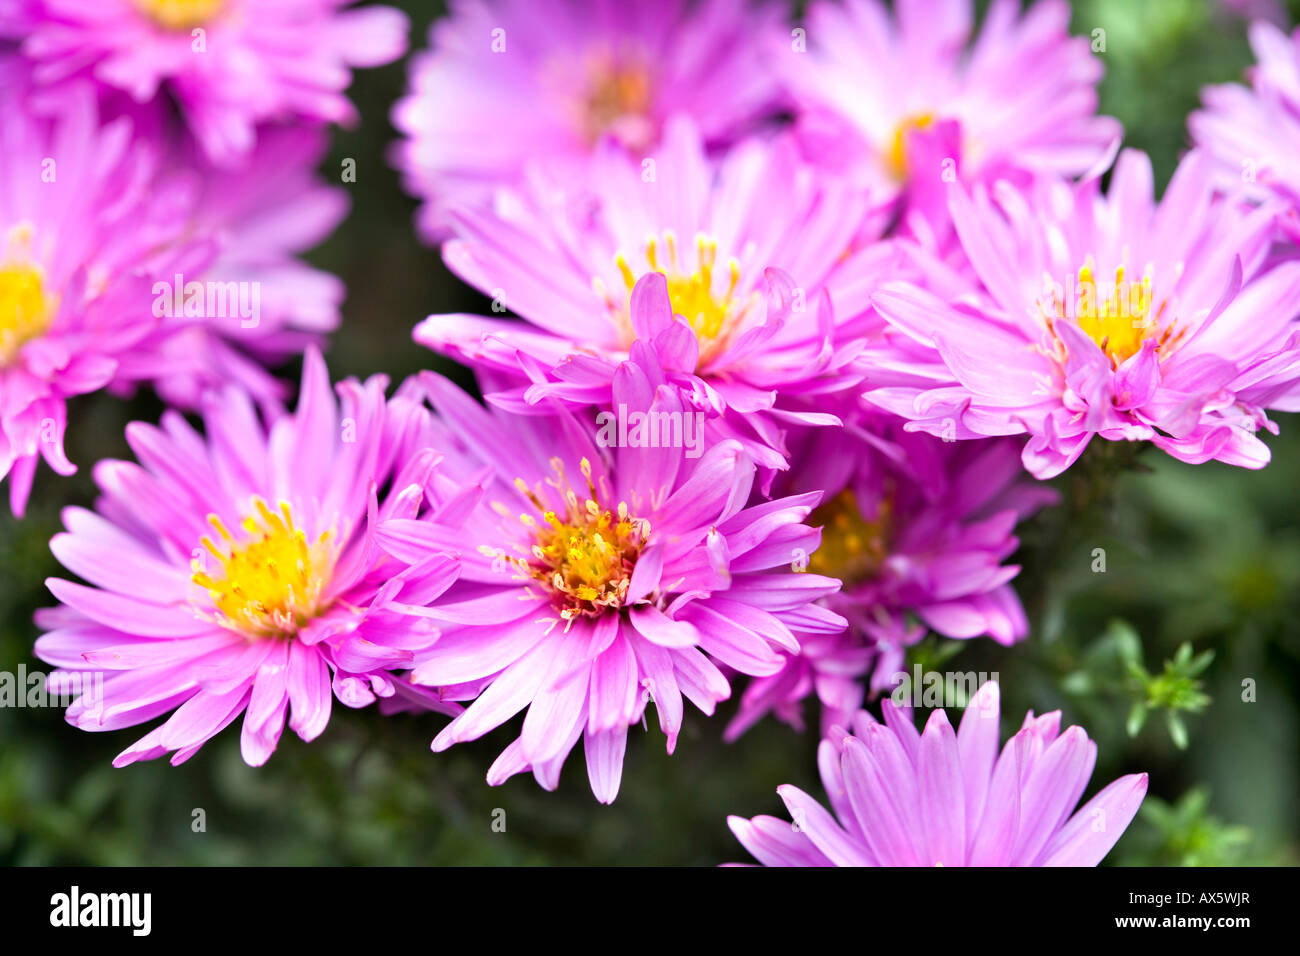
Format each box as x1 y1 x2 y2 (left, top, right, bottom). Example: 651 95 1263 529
582 57 652 146
887 112 936 181
809 490 891 586
135 0 225 30
192 498 335 639
605 230 753 361
1038 257 1189 370
0 262 53 366
1073 260 1156 365
494 458 650 621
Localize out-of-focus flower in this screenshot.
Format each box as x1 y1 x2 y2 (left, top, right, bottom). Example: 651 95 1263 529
1191 20 1300 239
5 0 408 165
133 125 350 410
728 681 1148 866
727 408 1055 739
0 70 194 516
864 148 1300 478
417 122 892 474
391 0 785 238
779 0 1119 234
35 349 460 767
374 348 845 802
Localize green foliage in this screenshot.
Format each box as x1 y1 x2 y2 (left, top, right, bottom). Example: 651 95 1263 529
1117 788 1257 866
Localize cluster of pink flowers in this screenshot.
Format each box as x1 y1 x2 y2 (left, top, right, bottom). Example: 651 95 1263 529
0 1 402 516
11 0 1300 865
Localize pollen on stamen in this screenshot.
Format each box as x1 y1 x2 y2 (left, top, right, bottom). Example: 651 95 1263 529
191 497 336 639
1042 258 1184 369
601 229 755 359
493 466 652 621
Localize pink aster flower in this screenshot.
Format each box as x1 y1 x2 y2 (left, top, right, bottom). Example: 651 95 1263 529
374 356 846 803
729 681 1149 866
864 147 1300 478
391 0 785 238
1190 21 1300 240
34 349 461 767
727 409 1055 739
780 0 1119 234
7 0 408 165
0 70 198 516
130 125 350 410
417 121 890 473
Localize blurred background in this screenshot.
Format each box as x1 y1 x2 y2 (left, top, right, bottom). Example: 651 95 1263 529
2 0 1298 866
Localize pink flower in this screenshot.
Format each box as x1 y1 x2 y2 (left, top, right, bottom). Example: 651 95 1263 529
391 0 785 237
6 0 408 165
0 71 195 516
729 681 1148 866
374 351 845 802
864 148 1300 478
1190 21 1300 240
35 349 460 767
417 122 890 473
780 0 1119 235
727 408 1055 739
133 125 350 410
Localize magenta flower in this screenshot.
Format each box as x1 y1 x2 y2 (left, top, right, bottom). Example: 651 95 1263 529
1190 21 1300 240
135 125 349 410
728 409 1055 739
391 0 784 238
864 148 1300 478
34 349 460 767
729 681 1148 866
780 0 1119 233
374 356 845 802
417 122 888 472
0 72 196 516
6 0 408 165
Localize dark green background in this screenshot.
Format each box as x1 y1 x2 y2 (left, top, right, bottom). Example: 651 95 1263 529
1 0 1297 865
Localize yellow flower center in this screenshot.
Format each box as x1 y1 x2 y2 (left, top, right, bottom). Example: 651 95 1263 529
192 499 336 639
809 489 891 586
135 0 225 30
1042 260 1185 368
0 263 53 366
605 231 755 363
1074 262 1157 365
887 112 935 181
483 458 650 622
582 60 652 146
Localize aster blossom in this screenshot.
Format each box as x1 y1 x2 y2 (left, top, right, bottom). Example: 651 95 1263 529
374 351 846 802
864 147 1300 478
391 0 785 238
133 124 350 410
779 0 1119 234
417 122 889 473
727 408 1055 739
6 0 408 165
34 349 461 767
0 71 197 516
1190 19 1300 240
729 681 1148 866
